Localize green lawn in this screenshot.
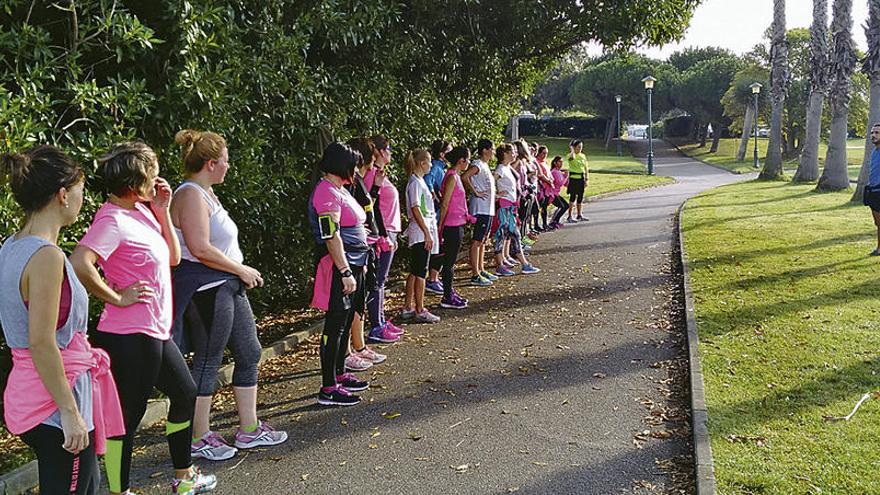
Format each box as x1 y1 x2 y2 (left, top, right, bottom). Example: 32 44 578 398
682 180 880 493
673 137 866 178
524 136 673 196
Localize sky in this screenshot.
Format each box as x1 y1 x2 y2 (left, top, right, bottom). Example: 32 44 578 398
587 0 870 60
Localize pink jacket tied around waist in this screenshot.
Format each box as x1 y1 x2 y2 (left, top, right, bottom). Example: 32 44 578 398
5 331 125 454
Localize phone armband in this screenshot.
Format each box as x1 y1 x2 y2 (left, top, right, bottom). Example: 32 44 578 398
318 214 339 240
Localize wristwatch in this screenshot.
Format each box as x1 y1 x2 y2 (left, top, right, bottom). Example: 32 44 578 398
341 268 353 278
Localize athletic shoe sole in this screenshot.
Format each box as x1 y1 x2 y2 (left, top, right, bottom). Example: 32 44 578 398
341 383 369 392
344 362 373 372
367 335 400 344
440 302 468 309
191 448 237 462
234 432 288 449
317 397 361 406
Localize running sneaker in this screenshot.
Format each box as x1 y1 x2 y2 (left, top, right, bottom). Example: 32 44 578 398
566 217 576 224
191 431 237 461
385 321 405 335
413 310 441 323
368 324 401 344
441 295 467 309
172 467 217 495
521 263 541 274
344 353 373 372
480 271 499 282
234 421 288 449
336 372 370 392
522 236 536 247
507 258 521 266
451 290 468 305
317 385 361 406
352 345 387 364
577 215 588 222
495 265 515 277
398 308 416 320
470 275 493 287
425 280 444 295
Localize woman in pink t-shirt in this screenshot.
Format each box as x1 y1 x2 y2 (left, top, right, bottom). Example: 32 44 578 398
72 142 216 495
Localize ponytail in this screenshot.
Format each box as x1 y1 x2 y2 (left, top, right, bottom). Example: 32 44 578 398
0 145 83 214
175 129 226 176
405 148 430 176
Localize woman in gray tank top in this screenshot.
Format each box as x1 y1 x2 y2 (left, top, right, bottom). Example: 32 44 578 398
0 146 122 494
170 130 287 462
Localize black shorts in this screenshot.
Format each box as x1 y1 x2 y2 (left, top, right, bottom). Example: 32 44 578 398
328 265 365 314
472 214 493 242
409 242 431 278
568 176 586 203
865 186 880 212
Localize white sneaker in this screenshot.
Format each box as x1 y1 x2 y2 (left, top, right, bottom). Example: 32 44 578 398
353 346 387 364
234 421 288 449
344 353 373 371
191 431 237 461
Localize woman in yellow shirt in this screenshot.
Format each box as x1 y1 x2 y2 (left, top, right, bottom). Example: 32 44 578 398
566 140 589 222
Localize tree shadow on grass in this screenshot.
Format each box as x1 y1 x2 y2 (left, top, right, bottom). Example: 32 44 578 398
687 232 871 269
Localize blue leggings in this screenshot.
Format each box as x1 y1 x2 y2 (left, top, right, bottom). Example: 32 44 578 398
367 236 396 330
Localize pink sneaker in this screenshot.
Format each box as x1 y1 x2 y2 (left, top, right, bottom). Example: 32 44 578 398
344 353 373 371
352 346 387 364
385 321 405 336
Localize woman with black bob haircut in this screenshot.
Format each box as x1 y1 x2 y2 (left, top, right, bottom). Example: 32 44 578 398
308 142 371 406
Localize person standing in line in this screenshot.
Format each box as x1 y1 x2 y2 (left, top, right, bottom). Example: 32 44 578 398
864 124 880 256
399 149 441 323
71 142 216 495
461 139 498 287
548 156 570 230
308 143 371 406
169 130 287 463
493 144 541 277
0 146 125 495
566 139 589 222
425 140 452 295
534 145 554 231
432 147 473 309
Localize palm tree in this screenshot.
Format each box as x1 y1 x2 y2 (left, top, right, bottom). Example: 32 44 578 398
817 0 857 191
760 0 788 179
793 0 830 182
852 0 880 201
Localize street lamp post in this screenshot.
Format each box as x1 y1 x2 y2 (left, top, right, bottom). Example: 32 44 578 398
749 82 762 169
642 76 657 175
615 94 622 157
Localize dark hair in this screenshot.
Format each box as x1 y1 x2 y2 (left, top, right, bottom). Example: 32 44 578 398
475 139 493 156
371 135 389 151
537 146 548 157
319 142 361 180
569 139 583 148
0 145 83 214
430 140 451 159
495 143 514 163
346 137 376 168
445 146 470 167
551 156 564 168
98 141 159 198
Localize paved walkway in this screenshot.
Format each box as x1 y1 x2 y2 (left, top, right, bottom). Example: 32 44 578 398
127 140 749 494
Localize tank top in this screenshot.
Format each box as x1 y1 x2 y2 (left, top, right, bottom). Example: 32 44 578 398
0 235 93 430
174 182 245 264
441 169 467 228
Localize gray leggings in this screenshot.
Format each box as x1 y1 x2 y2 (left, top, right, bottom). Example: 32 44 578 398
186 279 262 396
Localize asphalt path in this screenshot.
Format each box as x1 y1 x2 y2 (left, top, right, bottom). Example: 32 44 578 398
124 140 750 495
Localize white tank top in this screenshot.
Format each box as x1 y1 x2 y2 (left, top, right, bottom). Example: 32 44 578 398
174 182 245 265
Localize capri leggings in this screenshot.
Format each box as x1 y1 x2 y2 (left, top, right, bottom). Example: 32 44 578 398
494 207 523 257
431 225 463 298
186 279 262 396
367 234 396 330
551 195 570 225
21 426 99 494
94 331 196 493
320 266 366 388
568 177 586 204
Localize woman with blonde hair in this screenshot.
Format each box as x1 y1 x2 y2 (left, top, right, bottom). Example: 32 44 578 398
169 130 287 462
72 142 216 495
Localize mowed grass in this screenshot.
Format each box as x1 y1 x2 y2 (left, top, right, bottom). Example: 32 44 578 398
524 136 673 196
673 137 866 178
682 179 880 494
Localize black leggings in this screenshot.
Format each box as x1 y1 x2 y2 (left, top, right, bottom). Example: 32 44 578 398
21 425 99 494
187 279 262 396
430 225 463 298
518 198 534 237
551 195 570 225
94 331 196 492
320 266 365 388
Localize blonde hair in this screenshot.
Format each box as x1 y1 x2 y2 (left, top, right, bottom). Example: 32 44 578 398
175 129 226 176
404 149 431 176
98 141 158 198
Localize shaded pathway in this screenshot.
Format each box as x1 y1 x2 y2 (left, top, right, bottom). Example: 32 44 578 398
125 140 750 494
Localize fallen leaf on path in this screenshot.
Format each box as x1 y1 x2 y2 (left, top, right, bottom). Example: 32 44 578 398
452 464 469 473
382 412 401 419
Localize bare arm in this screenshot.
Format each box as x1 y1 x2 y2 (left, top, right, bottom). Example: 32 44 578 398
437 176 455 230
70 246 152 307
324 233 356 295
150 178 181 266
461 166 485 197
409 204 434 252
24 247 89 454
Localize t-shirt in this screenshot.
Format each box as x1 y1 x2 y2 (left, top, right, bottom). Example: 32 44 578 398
870 148 880 187
404 175 439 253
310 178 369 266
568 153 589 176
79 202 172 340
467 159 496 216
495 163 518 204
425 159 447 198
364 168 402 232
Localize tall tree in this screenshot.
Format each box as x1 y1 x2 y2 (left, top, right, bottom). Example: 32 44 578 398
794 0 830 182
761 0 789 179
852 0 880 201
672 56 743 152
721 65 769 161
817 0 858 191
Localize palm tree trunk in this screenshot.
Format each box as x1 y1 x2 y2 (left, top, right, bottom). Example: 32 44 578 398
761 0 788 179
794 91 826 182
736 104 756 162
604 114 617 149
794 0 829 183
852 0 880 201
710 122 722 153
817 0 856 191
699 123 709 147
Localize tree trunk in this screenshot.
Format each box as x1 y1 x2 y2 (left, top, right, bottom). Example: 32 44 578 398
763 102 786 178
794 91 824 182
710 123 722 152
736 104 756 162
818 107 852 189
604 114 617 149
852 78 880 200
761 0 788 180
699 123 709 147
